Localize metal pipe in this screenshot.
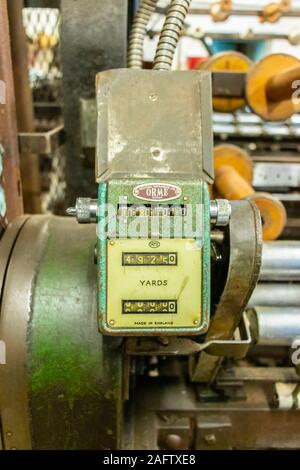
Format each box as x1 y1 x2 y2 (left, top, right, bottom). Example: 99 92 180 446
156 5 300 17
248 283 300 308
128 0 159 69
248 307 300 346
154 0 192 71
260 241 300 281
267 65 300 102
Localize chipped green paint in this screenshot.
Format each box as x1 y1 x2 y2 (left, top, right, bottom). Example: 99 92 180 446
26 217 123 449
29 227 99 397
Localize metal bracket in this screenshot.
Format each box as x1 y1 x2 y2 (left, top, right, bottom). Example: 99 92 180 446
125 313 252 359
18 125 65 154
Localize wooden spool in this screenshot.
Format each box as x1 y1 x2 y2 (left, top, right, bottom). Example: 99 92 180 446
214 144 287 240
246 53 300 121
198 51 253 112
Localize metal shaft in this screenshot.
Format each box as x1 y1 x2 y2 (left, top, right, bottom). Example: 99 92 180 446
260 241 300 281
249 307 300 346
248 283 300 308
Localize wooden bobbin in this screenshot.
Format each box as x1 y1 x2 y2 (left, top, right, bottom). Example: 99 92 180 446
246 53 300 121
198 51 253 112
214 144 287 240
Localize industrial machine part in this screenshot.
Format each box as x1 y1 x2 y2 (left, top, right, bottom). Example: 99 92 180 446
154 0 192 71
128 0 159 69
246 53 300 121
3 0 300 451
214 144 287 240
0 216 123 450
94 68 214 336
248 306 300 346
260 241 300 280
198 51 253 112
248 283 300 307
0 0 23 226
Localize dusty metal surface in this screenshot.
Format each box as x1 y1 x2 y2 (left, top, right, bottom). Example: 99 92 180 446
131 378 300 449
0 0 23 225
61 0 128 207
260 241 300 280
126 313 251 359
0 216 124 450
96 69 214 182
190 200 262 383
217 367 300 384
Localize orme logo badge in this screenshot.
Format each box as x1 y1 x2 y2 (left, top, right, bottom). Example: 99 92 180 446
133 183 182 202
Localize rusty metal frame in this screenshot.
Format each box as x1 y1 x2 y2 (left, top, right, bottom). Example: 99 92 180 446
18 125 65 155
0 0 23 226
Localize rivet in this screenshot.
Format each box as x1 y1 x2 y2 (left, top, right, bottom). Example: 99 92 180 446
6 431 12 438
193 319 199 325
109 240 115 246
109 320 115 326
183 196 188 202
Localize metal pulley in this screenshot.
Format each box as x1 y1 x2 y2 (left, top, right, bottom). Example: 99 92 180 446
214 144 287 240
0 216 124 450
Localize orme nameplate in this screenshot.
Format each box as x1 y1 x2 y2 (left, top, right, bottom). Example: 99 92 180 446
106 239 203 333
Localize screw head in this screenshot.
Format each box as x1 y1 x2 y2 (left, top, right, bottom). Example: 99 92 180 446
109 240 115 246
109 320 115 326
183 196 188 202
193 319 199 325
6 431 12 438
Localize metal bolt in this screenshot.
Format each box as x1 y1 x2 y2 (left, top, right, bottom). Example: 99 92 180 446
66 198 98 224
165 434 184 450
109 320 115 326
193 320 199 325
210 199 231 227
204 433 217 445
109 240 115 246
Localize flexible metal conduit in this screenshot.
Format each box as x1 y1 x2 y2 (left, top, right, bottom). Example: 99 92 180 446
128 0 159 69
154 0 192 71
